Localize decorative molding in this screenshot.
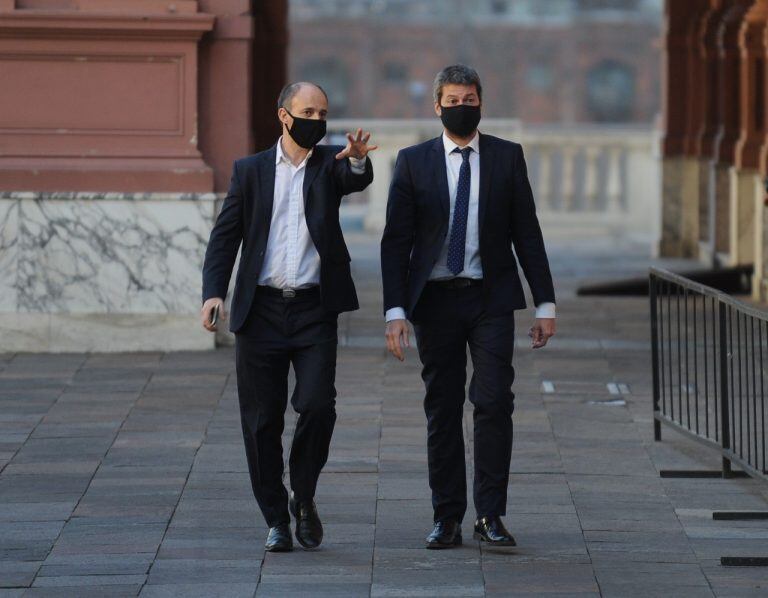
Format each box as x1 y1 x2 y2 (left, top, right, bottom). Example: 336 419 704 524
0 52 184 135
0 10 215 40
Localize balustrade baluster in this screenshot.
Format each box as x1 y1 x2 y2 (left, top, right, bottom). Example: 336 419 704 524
583 145 600 209
606 146 623 212
561 145 577 210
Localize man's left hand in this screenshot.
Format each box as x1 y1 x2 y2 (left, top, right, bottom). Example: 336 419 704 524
529 318 555 349
335 128 378 160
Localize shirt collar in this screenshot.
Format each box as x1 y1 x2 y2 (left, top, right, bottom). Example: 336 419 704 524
442 130 480 156
276 136 313 167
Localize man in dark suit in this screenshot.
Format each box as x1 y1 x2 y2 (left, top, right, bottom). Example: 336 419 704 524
201 82 375 552
381 65 556 549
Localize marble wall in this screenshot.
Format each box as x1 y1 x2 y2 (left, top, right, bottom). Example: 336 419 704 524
0 192 219 352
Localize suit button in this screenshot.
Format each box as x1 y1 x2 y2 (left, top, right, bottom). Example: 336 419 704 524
259 251 264 257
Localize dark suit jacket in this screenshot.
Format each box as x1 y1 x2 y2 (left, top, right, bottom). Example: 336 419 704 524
202 143 374 333
380 133 555 320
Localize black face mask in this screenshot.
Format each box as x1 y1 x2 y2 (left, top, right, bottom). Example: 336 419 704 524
284 110 327 149
439 104 481 138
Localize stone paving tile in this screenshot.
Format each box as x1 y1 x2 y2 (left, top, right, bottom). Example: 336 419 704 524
146 559 259 585
256 582 371 597
3 235 768 596
31 574 147 588
23 586 142 597
140 583 256 597
0 562 41 589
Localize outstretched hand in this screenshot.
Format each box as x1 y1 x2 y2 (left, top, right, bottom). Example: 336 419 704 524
335 128 378 160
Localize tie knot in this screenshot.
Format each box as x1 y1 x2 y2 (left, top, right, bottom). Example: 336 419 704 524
453 147 472 161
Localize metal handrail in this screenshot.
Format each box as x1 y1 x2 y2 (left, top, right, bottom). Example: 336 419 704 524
650 267 767 482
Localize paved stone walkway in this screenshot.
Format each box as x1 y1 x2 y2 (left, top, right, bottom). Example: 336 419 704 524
2 232 768 597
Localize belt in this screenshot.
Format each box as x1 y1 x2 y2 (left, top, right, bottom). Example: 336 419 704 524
427 277 483 290
256 285 320 299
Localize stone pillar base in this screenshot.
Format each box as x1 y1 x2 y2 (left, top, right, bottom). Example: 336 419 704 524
728 167 759 266
660 156 700 257
714 163 731 259
698 159 714 258
0 191 217 352
754 179 768 301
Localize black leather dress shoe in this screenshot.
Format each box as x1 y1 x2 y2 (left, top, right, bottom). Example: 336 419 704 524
473 516 516 546
425 520 462 549
265 523 293 552
289 493 323 549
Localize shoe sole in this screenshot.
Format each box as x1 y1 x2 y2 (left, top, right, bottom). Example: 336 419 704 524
425 536 462 549
265 544 293 552
472 532 516 546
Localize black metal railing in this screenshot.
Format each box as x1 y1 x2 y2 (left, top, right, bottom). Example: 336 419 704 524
650 267 767 481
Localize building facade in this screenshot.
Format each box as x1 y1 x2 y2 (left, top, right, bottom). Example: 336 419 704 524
289 0 662 123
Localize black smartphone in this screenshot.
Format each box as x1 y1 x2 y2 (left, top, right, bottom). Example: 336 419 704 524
210 304 220 326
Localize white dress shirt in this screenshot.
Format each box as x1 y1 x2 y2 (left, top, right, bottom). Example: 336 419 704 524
385 131 556 322
258 137 366 289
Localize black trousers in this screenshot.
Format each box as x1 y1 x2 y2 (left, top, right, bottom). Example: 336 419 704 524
234 287 338 527
412 283 515 523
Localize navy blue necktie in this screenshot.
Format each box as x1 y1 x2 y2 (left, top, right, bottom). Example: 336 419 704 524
446 147 472 276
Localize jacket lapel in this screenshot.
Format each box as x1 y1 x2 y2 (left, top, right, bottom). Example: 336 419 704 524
478 133 493 237
302 148 323 212
430 136 450 223
259 144 277 236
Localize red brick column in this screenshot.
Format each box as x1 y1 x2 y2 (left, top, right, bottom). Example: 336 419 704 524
736 0 768 171
682 1 712 159
695 1 730 249
715 0 753 166
197 0 287 192
660 0 711 257
713 1 752 256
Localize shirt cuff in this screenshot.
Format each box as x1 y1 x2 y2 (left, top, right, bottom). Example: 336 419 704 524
535 302 556 319
349 156 367 174
385 307 406 322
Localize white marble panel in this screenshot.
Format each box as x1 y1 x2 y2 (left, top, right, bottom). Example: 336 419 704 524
0 313 213 352
0 199 19 311
48 313 213 352
17 198 215 314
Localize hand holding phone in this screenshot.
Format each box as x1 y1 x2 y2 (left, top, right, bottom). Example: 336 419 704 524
201 298 224 332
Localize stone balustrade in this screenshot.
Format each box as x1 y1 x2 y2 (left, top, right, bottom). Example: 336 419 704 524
327 119 661 244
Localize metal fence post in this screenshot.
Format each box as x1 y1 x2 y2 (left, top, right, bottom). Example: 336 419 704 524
650 273 662 441
719 302 733 478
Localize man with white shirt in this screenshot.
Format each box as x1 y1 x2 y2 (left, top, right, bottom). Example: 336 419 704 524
201 82 375 552
381 65 555 549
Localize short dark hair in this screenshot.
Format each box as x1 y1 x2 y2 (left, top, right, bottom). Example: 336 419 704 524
276 81 329 111
433 64 483 103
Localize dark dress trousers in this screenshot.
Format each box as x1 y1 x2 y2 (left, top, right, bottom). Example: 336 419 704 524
202 143 373 527
380 133 555 523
